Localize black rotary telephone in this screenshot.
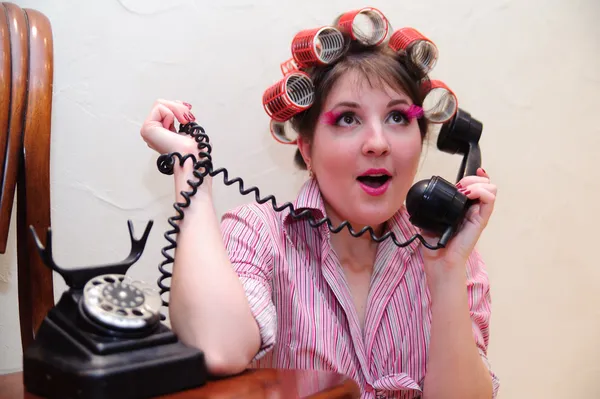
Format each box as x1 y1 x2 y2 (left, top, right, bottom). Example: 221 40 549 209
22 107 483 399
23 221 208 399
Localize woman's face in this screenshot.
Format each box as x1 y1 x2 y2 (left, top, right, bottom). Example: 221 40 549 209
298 69 424 231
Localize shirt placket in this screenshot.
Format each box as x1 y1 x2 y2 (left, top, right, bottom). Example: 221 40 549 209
319 232 374 384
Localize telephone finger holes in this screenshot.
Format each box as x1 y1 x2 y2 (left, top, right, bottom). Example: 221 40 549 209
83 274 159 330
421 80 458 124
337 7 389 46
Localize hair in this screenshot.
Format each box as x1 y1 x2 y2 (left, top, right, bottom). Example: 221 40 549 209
288 40 430 170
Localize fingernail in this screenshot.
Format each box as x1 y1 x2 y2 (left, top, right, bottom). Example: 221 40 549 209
456 182 463 188
183 102 192 109
188 112 196 121
481 168 487 174
463 189 471 196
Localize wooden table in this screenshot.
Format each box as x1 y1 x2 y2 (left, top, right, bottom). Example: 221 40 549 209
0 369 361 399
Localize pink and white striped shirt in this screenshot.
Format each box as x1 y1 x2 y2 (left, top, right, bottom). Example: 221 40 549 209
220 178 500 398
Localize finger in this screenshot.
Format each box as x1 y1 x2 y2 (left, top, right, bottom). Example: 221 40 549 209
456 175 490 188
456 167 491 187
459 182 497 197
175 100 193 110
155 99 195 125
462 185 496 222
145 103 176 130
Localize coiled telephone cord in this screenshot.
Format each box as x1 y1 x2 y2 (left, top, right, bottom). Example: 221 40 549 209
155 122 439 308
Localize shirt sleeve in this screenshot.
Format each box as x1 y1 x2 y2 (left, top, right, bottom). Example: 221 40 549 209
466 249 501 398
220 205 277 361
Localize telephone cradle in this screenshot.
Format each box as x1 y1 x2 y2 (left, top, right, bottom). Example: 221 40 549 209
23 220 208 399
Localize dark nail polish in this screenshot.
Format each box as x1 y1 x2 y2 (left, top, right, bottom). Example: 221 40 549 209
183 102 192 109
456 182 463 188
188 112 196 120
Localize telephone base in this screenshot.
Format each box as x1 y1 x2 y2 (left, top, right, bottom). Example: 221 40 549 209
22 293 208 399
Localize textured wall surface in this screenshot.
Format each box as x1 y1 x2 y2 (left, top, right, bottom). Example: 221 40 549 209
1 1 599 398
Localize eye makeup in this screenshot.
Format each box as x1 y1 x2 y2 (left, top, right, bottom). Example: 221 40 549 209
320 110 342 125
404 104 424 119
319 104 424 126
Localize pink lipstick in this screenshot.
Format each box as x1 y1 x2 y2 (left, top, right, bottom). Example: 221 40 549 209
357 168 392 196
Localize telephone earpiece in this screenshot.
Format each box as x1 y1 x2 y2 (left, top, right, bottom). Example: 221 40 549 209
406 108 483 247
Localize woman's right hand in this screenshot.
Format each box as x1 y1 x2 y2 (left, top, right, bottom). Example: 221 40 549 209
140 99 214 194
140 99 197 155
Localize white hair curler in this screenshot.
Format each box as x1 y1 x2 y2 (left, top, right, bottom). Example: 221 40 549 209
421 79 458 123
336 7 389 46
269 120 298 145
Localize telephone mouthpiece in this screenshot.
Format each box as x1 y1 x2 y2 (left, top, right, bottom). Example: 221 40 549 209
336 7 389 46
291 27 346 67
263 72 314 122
389 27 438 74
406 176 468 235
421 79 458 124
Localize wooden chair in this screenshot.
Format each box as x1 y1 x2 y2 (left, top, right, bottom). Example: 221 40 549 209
0 2 54 353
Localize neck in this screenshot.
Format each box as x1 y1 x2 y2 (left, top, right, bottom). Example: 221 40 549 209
323 202 384 264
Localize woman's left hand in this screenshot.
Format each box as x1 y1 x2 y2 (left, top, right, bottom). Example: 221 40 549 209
420 167 497 272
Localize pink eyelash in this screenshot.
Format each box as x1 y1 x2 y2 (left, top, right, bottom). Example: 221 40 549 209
320 111 341 125
320 105 424 126
405 104 424 119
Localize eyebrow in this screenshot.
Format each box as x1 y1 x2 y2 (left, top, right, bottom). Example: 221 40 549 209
387 99 410 107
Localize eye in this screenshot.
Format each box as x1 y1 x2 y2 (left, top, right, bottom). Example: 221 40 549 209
336 112 360 127
386 110 409 125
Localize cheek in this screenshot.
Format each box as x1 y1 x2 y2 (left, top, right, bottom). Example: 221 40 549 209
310 131 355 172
390 133 424 180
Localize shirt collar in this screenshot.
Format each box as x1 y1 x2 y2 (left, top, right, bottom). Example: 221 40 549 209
283 178 422 254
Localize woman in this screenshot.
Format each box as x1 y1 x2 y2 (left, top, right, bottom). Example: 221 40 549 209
140 12 499 399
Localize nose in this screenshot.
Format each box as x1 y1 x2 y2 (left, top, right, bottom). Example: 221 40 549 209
361 122 390 157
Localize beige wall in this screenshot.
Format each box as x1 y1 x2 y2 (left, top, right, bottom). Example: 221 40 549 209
1 0 599 397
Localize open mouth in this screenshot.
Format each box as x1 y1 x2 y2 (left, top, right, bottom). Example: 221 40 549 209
356 174 391 188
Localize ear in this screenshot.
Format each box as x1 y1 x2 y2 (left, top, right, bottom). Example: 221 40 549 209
297 136 312 167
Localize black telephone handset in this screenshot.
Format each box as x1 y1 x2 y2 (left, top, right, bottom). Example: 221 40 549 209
23 221 208 399
406 108 483 247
